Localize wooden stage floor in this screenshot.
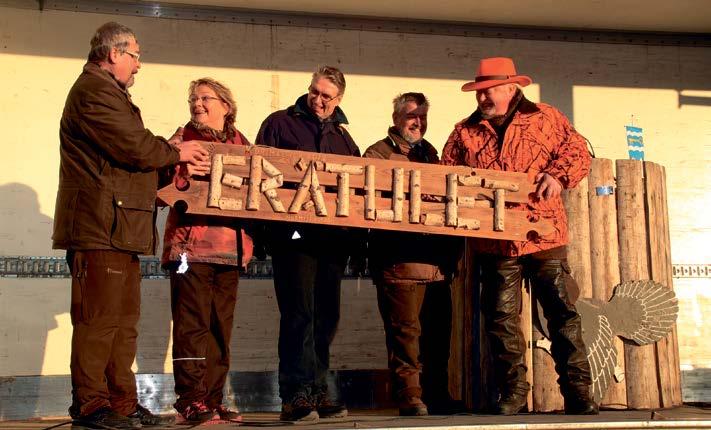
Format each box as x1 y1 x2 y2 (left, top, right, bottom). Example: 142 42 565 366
2 406 711 430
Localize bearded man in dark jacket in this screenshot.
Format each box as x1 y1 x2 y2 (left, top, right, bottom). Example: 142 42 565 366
364 93 463 416
256 66 360 424
52 22 209 430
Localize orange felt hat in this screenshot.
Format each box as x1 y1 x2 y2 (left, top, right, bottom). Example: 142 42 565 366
461 57 532 92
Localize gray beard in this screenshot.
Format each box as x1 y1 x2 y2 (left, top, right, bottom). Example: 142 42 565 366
400 129 423 144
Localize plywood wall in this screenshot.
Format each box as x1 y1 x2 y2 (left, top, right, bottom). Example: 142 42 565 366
0 6 709 396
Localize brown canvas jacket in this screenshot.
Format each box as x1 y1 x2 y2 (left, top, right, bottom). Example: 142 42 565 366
52 62 180 254
364 128 461 285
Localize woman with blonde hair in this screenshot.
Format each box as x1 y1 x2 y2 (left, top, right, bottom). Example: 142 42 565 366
162 77 253 424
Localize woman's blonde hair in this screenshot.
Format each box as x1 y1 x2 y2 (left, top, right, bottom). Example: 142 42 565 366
189 77 237 130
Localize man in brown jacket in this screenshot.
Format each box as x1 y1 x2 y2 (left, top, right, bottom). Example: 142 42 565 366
52 22 209 429
364 93 462 416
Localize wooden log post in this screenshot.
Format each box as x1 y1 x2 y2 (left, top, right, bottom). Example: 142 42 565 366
563 176 593 299
446 173 458 227
409 170 421 223
493 189 505 231
587 158 627 409
246 154 262 211
288 163 313 213
365 165 376 220
643 161 682 407
208 153 224 208
532 317 563 412
659 166 683 406
393 168 404 222
309 165 328 217
616 159 660 409
336 172 350 217
522 281 533 412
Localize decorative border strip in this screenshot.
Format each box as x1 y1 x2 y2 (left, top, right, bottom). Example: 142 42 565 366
1 0 709 47
0 256 364 278
0 256 274 278
671 264 711 279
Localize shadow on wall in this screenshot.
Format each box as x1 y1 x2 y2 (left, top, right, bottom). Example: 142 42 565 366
0 184 67 420
0 183 57 256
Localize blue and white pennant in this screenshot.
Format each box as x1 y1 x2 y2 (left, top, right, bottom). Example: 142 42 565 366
625 125 644 160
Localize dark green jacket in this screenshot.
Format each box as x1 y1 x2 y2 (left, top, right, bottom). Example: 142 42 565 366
52 62 180 254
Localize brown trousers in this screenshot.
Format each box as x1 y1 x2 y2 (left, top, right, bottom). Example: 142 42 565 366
68 250 141 418
375 281 452 400
169 262 239 411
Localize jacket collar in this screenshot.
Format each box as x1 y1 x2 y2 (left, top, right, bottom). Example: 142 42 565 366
464 90 539 126
291 94 349 125
83 62 132 99
386 127 436 162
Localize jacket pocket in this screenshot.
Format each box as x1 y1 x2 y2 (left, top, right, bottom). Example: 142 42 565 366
110 192 155 252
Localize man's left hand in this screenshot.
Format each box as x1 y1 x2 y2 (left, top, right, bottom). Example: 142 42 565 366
534 172 563 200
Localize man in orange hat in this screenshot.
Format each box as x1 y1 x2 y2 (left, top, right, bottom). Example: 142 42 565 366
441 57 596 415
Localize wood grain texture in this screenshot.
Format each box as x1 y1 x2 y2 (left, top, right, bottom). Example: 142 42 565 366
616 159 660 409
587 158 627 409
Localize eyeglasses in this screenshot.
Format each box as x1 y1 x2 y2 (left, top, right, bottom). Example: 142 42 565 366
188 95 221 105
308 86 339 103
123 50 140 61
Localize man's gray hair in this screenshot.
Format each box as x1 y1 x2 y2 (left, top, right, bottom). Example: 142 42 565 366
88 22 136 62
392 92 429 116
311 66 346 95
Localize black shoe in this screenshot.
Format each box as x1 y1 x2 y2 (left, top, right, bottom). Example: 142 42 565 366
398 396 428 416
72 407 142 429
313 387 348 418
494 393 528 415
564 397 599 415
128 404 176 426
280 391 319 424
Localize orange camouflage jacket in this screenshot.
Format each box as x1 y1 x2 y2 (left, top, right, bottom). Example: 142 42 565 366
440 94 591 256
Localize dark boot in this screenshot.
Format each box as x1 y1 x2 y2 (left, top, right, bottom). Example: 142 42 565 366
530 257 594 411
495 390 529 415
480 256 530 413
313 385 348 418
564 395 599 415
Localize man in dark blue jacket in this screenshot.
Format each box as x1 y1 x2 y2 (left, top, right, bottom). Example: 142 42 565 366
256 66 360 423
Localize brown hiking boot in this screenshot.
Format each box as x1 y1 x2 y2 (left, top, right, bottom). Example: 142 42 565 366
313 387 348 419
280 391 319 423
399 396 428 416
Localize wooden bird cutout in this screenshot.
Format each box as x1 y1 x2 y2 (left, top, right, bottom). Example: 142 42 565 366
534 280 678 403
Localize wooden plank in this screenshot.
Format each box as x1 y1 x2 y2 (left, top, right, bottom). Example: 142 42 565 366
563 177 593 298
522 282 533 412
532 312 564 412
615 159 660 410
660 165 683 406
587 158 627 409
158 144 554 241
643 161 680 408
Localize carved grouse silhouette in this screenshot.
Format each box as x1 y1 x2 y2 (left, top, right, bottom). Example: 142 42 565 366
575 280 679 402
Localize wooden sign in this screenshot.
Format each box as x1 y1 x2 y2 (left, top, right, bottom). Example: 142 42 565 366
157 144 554 240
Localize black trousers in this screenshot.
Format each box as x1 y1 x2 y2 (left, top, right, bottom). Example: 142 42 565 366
271 249 347 400
169 262 239 411
479 247 592 399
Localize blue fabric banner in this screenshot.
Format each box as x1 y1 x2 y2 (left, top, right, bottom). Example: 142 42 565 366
625 125 644 160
